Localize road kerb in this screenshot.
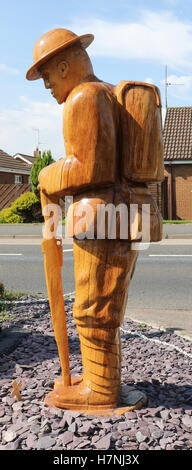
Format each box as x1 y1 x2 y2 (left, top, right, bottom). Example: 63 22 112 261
125 307 192 341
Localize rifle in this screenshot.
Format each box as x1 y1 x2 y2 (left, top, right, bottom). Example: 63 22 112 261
40 190 71 387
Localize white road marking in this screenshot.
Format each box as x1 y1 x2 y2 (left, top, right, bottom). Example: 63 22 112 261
63 249 73 252
0 253 22 256
149 254 192 257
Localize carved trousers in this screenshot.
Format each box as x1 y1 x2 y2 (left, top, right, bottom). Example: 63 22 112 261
73 239 138 397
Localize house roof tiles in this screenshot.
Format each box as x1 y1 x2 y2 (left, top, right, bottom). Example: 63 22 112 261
13 153 35 165
0 149 31 172
163 107 192 161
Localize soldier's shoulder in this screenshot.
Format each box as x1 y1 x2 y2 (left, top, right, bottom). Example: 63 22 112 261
66 81 111 105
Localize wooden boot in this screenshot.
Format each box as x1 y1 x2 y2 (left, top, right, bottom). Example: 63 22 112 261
44 327 121 412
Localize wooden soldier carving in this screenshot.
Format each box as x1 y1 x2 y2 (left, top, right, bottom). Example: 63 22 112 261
26 29 164 413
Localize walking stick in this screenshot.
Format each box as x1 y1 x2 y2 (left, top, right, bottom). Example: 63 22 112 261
40 190 71 387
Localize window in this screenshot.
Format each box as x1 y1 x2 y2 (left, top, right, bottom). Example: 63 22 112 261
15 175 22 184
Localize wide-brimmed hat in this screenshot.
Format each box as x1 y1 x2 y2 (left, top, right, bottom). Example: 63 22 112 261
26 28 94 81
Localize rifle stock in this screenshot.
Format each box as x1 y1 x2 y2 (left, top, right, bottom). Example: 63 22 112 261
40 190 71 387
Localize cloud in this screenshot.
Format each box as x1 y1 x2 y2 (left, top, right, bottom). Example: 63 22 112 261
0 64 19 75
164 0 179 5
145 77 154 84
63 10 192 68
0 96 65 159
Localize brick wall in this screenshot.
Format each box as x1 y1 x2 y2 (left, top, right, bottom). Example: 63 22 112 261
0 172 29 184
164 164 192 220
148 182 163 216
174 164 192 220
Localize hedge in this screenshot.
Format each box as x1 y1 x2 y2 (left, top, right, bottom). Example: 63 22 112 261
0 192 43 223
0 207 22 223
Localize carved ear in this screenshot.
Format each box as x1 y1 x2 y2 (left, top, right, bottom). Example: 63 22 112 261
57 61 69 78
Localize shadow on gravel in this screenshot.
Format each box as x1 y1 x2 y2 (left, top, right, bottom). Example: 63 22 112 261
0 330 81 358
0 330 82 378
133 380 192 411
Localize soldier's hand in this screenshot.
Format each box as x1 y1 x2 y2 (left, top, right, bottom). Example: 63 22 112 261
38 164 56 195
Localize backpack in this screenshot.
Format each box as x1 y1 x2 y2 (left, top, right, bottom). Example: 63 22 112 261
114 81 164 183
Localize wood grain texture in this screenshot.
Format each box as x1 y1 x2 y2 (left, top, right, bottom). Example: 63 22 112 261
30 28 165 412
41 191 71 387
39 79 164 410
26 28 94 80
45 240 139 411
62 82 117 193
115 81 164 183
66 183 162 242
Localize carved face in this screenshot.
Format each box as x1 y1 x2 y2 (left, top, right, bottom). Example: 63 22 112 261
39 46 93 103
40 56 70 104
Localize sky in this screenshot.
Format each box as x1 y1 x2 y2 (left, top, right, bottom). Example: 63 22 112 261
1 0 192 159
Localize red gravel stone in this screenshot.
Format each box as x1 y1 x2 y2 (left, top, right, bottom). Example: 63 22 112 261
58 431 74 445
0 296 191 451
95 433 112 450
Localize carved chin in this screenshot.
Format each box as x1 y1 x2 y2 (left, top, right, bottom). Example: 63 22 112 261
55 96 62 104
56 95 65 104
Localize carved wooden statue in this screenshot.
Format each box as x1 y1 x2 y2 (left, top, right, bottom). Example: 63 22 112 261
26 29 164 414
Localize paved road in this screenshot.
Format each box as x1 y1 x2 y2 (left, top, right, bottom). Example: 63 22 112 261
0 243 74 295
129 240 192 310
0 239 192 311
1 222 192 238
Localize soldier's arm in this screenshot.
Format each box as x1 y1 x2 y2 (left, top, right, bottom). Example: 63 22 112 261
38 83 117 197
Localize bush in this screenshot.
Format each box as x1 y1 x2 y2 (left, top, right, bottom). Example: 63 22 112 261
0 207 22 223
30 150 55 195
0 282 5 298
11 192 42 223
11 191 38 211
0 192 43 223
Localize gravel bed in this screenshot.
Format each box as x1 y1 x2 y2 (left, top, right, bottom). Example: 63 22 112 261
0 295 191 451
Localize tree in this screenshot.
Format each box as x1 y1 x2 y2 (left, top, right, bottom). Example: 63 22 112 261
30 150 55 195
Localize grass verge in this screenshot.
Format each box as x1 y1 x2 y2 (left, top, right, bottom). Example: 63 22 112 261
0 288 26 321
163 220 192 224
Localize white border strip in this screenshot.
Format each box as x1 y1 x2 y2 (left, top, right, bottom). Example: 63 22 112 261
120 326 192 359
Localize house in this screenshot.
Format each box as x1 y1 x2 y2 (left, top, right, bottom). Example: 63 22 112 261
13 153 35 166
0 149 31 184
0 149 32 211
163 107 192 220
13 149 40 167
148 181 163 218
